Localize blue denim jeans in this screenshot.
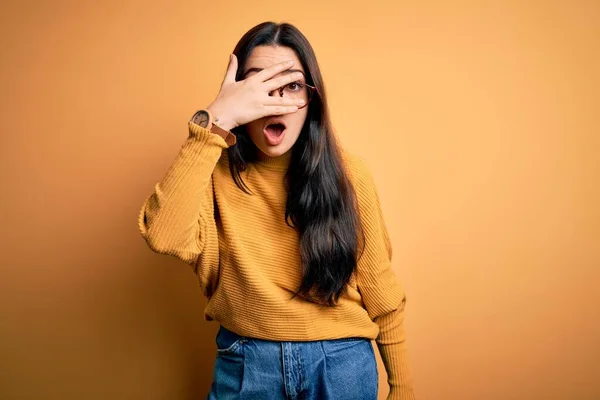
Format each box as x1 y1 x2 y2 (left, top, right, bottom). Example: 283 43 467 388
207 326 378 399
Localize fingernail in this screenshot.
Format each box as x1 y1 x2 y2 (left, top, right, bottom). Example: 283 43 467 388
287 60 294 65
298 99 306 105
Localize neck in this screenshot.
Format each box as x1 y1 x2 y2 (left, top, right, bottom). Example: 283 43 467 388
255 149 292 170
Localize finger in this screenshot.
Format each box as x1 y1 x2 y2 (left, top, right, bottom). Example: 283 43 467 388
248 59 295 83
263 105 299 115
263 71 305 92
222 54 238 86
263 96 306 107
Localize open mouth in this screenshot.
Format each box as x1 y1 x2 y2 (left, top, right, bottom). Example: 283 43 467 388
263 122 287 146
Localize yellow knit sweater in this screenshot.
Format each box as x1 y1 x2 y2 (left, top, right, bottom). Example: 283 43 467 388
138 122 415 399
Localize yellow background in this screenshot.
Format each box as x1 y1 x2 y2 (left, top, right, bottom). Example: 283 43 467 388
1 1 598 399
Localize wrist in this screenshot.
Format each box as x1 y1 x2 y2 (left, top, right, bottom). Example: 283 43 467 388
206 103 236 131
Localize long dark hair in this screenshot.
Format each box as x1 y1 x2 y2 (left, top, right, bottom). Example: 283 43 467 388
228 22 364 306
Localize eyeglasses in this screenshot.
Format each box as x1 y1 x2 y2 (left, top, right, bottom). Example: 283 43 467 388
269 81 318 109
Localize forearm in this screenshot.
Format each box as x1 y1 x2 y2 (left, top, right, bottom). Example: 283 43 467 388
375 306 416 400
138 122 228 264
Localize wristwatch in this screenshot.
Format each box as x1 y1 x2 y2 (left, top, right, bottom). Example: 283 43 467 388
190 109 237 146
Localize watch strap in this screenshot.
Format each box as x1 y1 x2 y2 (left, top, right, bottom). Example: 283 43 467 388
210 123 237 146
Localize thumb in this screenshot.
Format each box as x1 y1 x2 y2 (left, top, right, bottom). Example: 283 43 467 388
222 54 238 86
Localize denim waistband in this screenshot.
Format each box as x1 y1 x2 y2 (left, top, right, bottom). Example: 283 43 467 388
218 325 368 343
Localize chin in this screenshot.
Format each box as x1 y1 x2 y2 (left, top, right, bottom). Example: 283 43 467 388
259 144 291 158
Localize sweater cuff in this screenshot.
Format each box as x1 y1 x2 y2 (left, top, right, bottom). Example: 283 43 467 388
188 121 230 148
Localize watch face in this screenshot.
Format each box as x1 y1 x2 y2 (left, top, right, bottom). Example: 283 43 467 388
191 110 211 128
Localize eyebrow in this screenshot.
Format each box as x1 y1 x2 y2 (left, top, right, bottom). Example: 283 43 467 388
242 68 305 78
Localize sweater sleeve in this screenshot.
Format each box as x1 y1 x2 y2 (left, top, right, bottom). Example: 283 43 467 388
350 156 415 400
138 121 230 297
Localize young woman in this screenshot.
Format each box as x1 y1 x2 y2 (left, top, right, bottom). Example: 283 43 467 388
138 21 415 400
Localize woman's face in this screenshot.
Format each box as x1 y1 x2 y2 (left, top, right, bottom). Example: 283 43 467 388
243 45 308 159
